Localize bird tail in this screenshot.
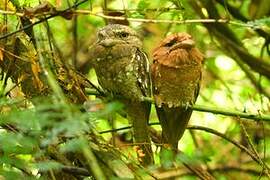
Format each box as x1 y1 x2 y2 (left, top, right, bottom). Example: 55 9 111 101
127 101 153 166
156 106 192 150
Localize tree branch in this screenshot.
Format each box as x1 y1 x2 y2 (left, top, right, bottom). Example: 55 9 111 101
189 0 270 79
62 165 90 176
86 88 270 122
215 0 270 47
0 0 88 40
99 124 270 176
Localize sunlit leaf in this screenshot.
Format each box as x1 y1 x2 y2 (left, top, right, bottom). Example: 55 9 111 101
33 161 62 171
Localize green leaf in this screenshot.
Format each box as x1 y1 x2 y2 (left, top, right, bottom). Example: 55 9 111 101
0 133 37 154
59 138 86 153
160 149 174 168
0 170 24 180
137 0 150 10
33 161 62 172
250 17 270 26
247 17 270 33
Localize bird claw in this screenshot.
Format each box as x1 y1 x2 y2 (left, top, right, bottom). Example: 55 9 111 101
182 102 191 110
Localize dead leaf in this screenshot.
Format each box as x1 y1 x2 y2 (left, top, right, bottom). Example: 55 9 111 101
24 2 56 18
0 48 3 61
56 0 62 7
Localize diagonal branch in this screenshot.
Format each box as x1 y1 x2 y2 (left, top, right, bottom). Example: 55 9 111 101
0 0 88 40
189 0 270 79
100 124 270 177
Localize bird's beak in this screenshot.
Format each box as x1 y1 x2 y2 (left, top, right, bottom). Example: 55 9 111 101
99 39 116 47
171 39 195 51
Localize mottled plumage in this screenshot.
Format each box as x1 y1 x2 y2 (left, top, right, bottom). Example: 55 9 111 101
89 24 153 165
151 33 204 150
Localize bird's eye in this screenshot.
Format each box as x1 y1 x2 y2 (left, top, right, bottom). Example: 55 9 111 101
117 31 129 38
164 39 177 47
98 32 105 40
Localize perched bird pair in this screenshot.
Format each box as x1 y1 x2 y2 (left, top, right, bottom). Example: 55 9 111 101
89 24 204 165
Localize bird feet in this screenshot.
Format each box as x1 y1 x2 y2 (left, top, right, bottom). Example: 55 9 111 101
182 102 192 110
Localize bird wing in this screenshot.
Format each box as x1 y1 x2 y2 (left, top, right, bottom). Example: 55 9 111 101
193 71 202 102
134 49 152 97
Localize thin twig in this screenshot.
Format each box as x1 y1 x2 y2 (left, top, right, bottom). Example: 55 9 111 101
187 126 259 164
188 125 270 177
0 9 258 28
81 140 106 179
0 0 88 40
0 13 57 40
208 166 267 176
0 47 32 63
62 165 90 176
76 10 254 27
72 0 79 67
99 124 269 173
175 166 267 177
239 119 270 177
